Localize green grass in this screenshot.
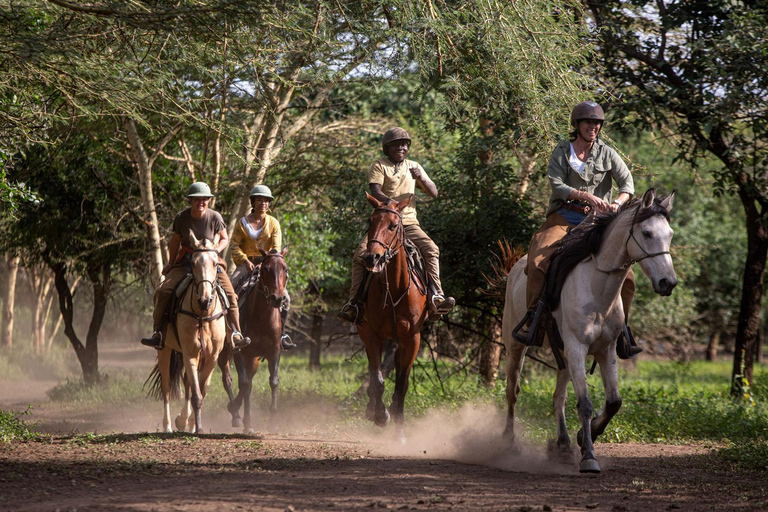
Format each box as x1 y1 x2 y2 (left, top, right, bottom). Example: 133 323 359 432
0 406 41 442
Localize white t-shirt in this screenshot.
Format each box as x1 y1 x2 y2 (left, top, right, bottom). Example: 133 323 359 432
569 143 586 175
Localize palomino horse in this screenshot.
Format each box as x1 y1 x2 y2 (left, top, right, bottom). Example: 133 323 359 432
219 247 289 433
146 233 227 433
502 189 677 473
358 193 429 443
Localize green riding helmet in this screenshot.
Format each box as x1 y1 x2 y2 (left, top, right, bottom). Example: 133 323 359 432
249 184 274 200
187 181 214 198
381 127 411 154
570 101 605 127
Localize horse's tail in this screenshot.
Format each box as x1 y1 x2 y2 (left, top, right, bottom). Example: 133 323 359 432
483 238 526 299
144 351 185 401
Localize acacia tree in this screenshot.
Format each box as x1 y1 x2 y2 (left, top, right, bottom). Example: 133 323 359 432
586 0 768 393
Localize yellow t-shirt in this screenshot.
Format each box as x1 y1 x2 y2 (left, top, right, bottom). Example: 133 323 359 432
368 157 428 226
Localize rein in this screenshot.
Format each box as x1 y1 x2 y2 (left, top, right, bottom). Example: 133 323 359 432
177 249 227 354
370 207 413 308
593 206 671 274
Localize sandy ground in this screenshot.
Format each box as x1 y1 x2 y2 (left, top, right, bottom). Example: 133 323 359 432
1 344 767 512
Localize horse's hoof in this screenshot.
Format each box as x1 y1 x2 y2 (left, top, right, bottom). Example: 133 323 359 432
395 432 407 445
375 409 390 428
227 402 240 415
232 418 243 428
579 458 601 474
246 427 255 435
175 416 187 432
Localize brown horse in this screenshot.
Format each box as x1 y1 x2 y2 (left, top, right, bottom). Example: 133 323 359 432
358 193 429 443
146 233 227 433
219 247 289 433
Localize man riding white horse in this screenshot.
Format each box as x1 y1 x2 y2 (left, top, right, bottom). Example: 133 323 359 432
514 101 641 358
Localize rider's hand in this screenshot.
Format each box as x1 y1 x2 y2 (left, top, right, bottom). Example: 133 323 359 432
583 192 609 212
409 166 423 181
608 202 621 213
245 260 256 272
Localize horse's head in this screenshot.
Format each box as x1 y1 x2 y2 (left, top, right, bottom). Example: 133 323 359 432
188 231 220 311
626 189 678 296
362 192 410 273
257 246 289 308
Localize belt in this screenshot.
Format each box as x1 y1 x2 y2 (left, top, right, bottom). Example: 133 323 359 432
561 202 591 214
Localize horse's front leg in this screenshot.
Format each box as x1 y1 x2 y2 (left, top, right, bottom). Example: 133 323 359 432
175 371 193 432
581 350 622 443
267 354 280 414
503 342 527 445
218 347 241 428
565 344 600 474
391 330 420 444
241 357 258 434
181 357 204 434
359 327 389 428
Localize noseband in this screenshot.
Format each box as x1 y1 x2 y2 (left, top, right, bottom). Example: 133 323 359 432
255 252 287 304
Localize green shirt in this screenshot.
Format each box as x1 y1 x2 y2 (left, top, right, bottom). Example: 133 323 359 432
546 139 634 217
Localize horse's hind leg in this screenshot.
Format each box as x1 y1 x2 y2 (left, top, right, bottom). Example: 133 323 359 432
158 348 173 433
578 352 622 445
549 368 572 458
391 332 420 444
503 342 527 444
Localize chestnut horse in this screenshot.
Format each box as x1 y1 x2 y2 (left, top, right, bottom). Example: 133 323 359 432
502 189 677 473
219 247 289 433
146 233 227 433
358 193 429 443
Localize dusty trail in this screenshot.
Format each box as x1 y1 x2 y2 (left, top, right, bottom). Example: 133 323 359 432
1 344 765 511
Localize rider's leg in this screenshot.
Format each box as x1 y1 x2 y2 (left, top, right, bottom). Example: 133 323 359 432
515 214 570 344
141 266 187 349
404 224 454 314
218 265 251 350
339 237 368 324
280 291 296 350
617 268 642 359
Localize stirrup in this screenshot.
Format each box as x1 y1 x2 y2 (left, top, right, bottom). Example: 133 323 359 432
231 331 251 351
140 331 164 350
431 294 455 315
338 302 363 325
512 300 545 347
281 334 296 351
617 324 643 359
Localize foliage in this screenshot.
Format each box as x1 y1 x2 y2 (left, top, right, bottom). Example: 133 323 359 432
0 407 40 442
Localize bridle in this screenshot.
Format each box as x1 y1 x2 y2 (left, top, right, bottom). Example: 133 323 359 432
177 248 227 351
593 205 671 273
254 252 287 307
367 207 405 265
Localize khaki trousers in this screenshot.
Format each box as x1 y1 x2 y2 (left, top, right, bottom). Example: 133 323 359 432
152 260 242 333
526 213 634 318
349 223 443 300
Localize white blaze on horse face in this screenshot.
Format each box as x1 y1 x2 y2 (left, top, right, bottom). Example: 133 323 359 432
192 243 218 306
631 214 677 296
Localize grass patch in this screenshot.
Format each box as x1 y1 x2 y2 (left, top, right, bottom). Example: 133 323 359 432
0 407 40 442
711 439 768 473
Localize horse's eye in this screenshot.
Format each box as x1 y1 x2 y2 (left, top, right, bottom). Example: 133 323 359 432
389 223 397 230
368 217 373 224
642 230 653 239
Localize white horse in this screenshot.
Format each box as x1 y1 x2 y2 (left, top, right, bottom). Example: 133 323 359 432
502 188 677 473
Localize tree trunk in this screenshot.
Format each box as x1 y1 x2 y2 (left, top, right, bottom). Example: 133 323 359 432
730 199 768 396
706 330 720 362
1 254 20 350
477 319 502 387
310 313 323 371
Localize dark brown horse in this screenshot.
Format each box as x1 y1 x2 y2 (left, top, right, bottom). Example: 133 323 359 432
218 247 288 433
358 193 429 443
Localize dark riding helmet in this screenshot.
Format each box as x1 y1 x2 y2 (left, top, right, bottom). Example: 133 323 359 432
570 101 605 127
381 127 411 154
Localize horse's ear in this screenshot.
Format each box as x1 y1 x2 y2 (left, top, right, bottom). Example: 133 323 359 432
281 246 289 257
189 230 201 248
259 247 268 258
642 188 656 208
366 192 382 208
395 195 412 211
660 190 675 212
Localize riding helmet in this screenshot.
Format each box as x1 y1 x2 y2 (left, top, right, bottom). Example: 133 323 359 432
570 101 605 127
186 182 214 198
249 184 274 200
381 127 411 153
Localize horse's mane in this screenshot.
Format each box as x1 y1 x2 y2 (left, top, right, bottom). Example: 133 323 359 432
545 195 672 310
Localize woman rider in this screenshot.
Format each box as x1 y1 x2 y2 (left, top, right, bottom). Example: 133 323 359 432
229 185 296 350
514 101 641 358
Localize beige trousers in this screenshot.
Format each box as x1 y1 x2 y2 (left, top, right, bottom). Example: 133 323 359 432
349 223 443 300
526 213 634 318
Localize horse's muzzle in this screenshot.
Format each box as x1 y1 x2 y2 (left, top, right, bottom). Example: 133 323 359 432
362 252 384 273
656 277 677 296
267 295 283 308
198 296 213 310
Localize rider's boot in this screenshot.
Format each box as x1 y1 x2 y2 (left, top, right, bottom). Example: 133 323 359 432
338 271 369 325
616 324 643 359
140 330 164 350
280 308 296 350
231 331 251 351
428 281 455 316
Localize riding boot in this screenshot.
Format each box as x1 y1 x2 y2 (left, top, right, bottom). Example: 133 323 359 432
338 270 369 325
616 324 643 359
427 281 455 316
512 299 545 347
140 330 164 350
280 308 296 350
231 331 251 351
